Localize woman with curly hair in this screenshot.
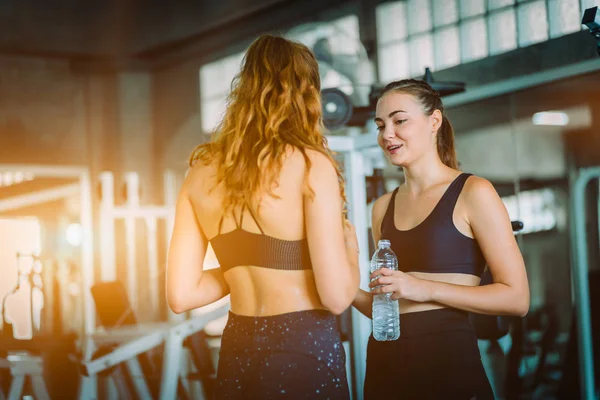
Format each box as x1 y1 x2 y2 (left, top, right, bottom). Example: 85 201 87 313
166 34 359 399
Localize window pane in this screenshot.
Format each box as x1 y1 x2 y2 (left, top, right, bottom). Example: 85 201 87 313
434 25 460 70
409 34 434 76
459 0 486 18
376 1 409 44
199 63 223 99
518 0 549 47
333 14 360 39
460 17 488 61
488 9 517 55
201 97 227 133
548 0 581 38
488 0 515 10
433 0 459 27
378 42 410 82
223 52 245 88
408 0 433 35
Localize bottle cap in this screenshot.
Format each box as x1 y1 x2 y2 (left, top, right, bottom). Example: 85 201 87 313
378 239 390 247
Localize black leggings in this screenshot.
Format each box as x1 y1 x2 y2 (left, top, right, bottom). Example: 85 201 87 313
216 309 350 399
364 308 494 400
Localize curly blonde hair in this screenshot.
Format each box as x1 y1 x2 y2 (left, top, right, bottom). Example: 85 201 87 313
190 34 346 214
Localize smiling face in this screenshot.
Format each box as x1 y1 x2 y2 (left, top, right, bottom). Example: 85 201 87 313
375 91 442 167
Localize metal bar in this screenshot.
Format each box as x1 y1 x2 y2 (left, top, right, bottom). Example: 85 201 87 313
80 170 96 336
108 207 174 219
0 165 88 177
82 331 165 376
124 358 154 399
160 306 229 400
90 322 171 345
570 166 600 400
77 337 98 399
125 216 137 313
353 131 380 151
99 172 117 282
7 376 24 400
344 149 370 400
326 131 379 154
0 183 80 213
159 330 185 400
326 136 355 152
146 217 159 319
124 173 140 207
124 174 139 314
31 376 50 400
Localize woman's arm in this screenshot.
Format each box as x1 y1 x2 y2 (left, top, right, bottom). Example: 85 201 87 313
351 192 393 319
166 170 230 314
304 151 360 315
371 177 529 317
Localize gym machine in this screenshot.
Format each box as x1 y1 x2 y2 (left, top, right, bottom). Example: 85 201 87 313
78 280 228 400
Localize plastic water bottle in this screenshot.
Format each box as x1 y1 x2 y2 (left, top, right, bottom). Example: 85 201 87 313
371 239 400 341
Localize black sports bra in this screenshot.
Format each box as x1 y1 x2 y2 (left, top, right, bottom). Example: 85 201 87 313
210 205 313 273
380 173 486 277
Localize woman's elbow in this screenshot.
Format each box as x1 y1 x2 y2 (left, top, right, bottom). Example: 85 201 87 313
510 288 530 317
322 300 351 316
166 292 189 314
516 295 530 318
320 287 356 315
167 300 187 314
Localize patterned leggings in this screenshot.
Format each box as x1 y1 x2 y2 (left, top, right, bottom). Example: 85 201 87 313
215 309 350 399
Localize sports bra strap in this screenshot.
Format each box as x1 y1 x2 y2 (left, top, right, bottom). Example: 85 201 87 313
216 204 264 235
238 205 245 229
381 188 399 234
218 214 225 234
217 207 242 233
246 206 265 234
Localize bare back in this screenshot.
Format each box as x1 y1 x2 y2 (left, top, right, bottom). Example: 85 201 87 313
186 149 326 316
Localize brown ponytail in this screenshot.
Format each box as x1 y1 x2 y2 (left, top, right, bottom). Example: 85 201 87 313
437 115 458 169
380 79 459 170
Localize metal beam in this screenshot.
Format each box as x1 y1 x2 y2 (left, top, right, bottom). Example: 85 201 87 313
0 165 88 178
0 183 80 213
444 58 600 108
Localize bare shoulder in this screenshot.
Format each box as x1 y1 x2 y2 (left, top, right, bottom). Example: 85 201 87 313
305 148 338 168
462 175 505 215
183 160 215 194
463 175 500 202
294 148 339 180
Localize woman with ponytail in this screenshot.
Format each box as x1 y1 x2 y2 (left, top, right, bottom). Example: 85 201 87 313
166 34 359 399
352 79 529 399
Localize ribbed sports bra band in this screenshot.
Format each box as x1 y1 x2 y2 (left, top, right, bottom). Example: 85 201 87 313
211 203 313 273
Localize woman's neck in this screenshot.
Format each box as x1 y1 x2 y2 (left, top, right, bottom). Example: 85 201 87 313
402 156 451 195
